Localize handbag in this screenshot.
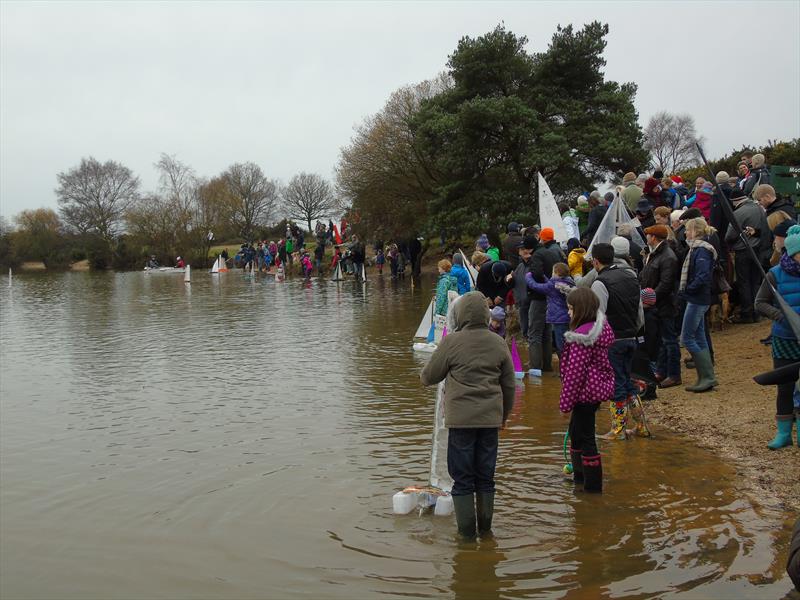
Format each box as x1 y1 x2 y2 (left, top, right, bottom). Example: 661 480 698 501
711 261 731 295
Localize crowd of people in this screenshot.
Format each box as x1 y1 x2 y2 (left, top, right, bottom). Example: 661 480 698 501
421 154 799 548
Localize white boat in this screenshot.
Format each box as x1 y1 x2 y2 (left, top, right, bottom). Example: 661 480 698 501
412 342 438 353
210 256 228 274
144 266 185 274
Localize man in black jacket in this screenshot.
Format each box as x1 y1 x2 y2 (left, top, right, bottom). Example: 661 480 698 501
527 228 565 372
581 191 607 246
726 187 769 322
502 223 523 268
755 184 797 221
640 225 681 388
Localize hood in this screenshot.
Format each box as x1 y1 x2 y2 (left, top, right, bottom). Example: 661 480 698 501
450 291 490 331
563 311 614 348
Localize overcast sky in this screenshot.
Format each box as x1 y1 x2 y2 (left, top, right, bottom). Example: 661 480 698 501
1 1 798 219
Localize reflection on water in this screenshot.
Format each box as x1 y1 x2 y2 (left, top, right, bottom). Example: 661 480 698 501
0 271 794 599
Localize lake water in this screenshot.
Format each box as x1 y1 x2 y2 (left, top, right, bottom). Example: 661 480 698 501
0 271 794 599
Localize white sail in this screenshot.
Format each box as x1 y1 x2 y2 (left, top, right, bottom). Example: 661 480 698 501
414 300 435 339
538 172 569 242
211 256 220 274
458 249 478 289
331 262 344 281
587 195 646 257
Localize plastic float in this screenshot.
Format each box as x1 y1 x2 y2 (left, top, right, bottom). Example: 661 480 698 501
183 265 191 283
331 262 344 282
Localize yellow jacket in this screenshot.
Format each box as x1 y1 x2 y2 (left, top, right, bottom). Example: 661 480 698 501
568 249 587 278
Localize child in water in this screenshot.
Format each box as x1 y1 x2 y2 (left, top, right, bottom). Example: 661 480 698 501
420 292 515 539
558 287 615 493
525 262 575 356
300 251 313 279
489 306 506 338
375 248 385 275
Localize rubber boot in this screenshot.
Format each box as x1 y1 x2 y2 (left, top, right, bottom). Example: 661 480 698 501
569 449 584 484
582 454 603 493
475 492 495 537
599 401 628 440
767 414 795 450
452 494 477 539
625 395 652 438
541 332 553 372
685 350 717 392
528 343 543 372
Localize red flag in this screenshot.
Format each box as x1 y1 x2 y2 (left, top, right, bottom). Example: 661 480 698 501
333 225 342 245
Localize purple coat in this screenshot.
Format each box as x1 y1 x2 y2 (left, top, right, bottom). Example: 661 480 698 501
524 274 575 324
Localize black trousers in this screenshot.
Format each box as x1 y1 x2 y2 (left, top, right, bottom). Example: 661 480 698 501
774 357 798 415
735 250 762 320
568 403 599 456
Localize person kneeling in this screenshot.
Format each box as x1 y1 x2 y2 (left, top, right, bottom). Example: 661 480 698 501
420 292 515 539
559 288 616 492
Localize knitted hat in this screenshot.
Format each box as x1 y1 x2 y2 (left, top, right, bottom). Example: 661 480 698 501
452 252 464 266
517 235 538 250
476 234 490 250
715 171 730 184
701 182 714 194
622 172 636 184
604 191 615 203
641 287 657 307
508 222 521 233
490 306 506 321
671 175 683 184
611 236 630 257
785 225 800 257
539 227 555 243
491 261 509 280
644 225 670 239
636 198 652 213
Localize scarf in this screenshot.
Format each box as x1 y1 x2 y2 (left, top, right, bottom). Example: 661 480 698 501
780 251 800 277
680 239 717 292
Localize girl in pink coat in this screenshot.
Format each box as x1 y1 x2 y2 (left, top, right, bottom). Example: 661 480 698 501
559 287 615 492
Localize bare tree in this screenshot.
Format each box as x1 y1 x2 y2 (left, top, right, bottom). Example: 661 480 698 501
282 173 335 232
643 111 704 174
155 153 197 234
222 162 278 241
56 157 140 251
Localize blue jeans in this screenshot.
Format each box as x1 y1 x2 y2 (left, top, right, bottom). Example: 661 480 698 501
608 339 638 402
681 302 709 354
656 316 681 379
447 428 499 496
552 322 569 355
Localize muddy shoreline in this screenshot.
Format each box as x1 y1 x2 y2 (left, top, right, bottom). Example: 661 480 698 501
645 320 799 512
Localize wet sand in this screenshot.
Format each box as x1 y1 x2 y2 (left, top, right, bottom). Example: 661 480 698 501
645 320 800 512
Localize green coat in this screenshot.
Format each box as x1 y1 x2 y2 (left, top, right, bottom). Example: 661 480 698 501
421 292 516 428
434 272 459 316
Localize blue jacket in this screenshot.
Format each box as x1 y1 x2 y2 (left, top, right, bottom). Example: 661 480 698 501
770 265 800 340
525 274 575 324
450 264 472 295
681 246 714 306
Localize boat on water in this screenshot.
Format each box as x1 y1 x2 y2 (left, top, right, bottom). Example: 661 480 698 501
144 266 185 274
210 256 229 274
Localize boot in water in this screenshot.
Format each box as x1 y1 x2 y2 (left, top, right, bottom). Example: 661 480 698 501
625 395 652 438
569 449 584 484
582 454 603 493
452 494 477 540
475 492 495 538
767 414 795 450
599 401 628 440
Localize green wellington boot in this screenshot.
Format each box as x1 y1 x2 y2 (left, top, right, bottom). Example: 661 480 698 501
452 494 477 539
475 492 495 538
685 349 718 392
767 414 795 450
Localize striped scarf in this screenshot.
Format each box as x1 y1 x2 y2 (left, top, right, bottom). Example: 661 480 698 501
680 239 717 292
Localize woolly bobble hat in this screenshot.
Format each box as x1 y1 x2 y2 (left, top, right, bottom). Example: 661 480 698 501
715 171 730 184
477 234 490 250
539 227 555 243
611 236 630 257
784 225 800 257
622 172 636 184
641 287 657 307
644 225 670 239
490 306 506 321
701 182 714 194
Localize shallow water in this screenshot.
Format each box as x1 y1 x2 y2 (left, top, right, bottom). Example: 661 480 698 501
0 271 794 599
